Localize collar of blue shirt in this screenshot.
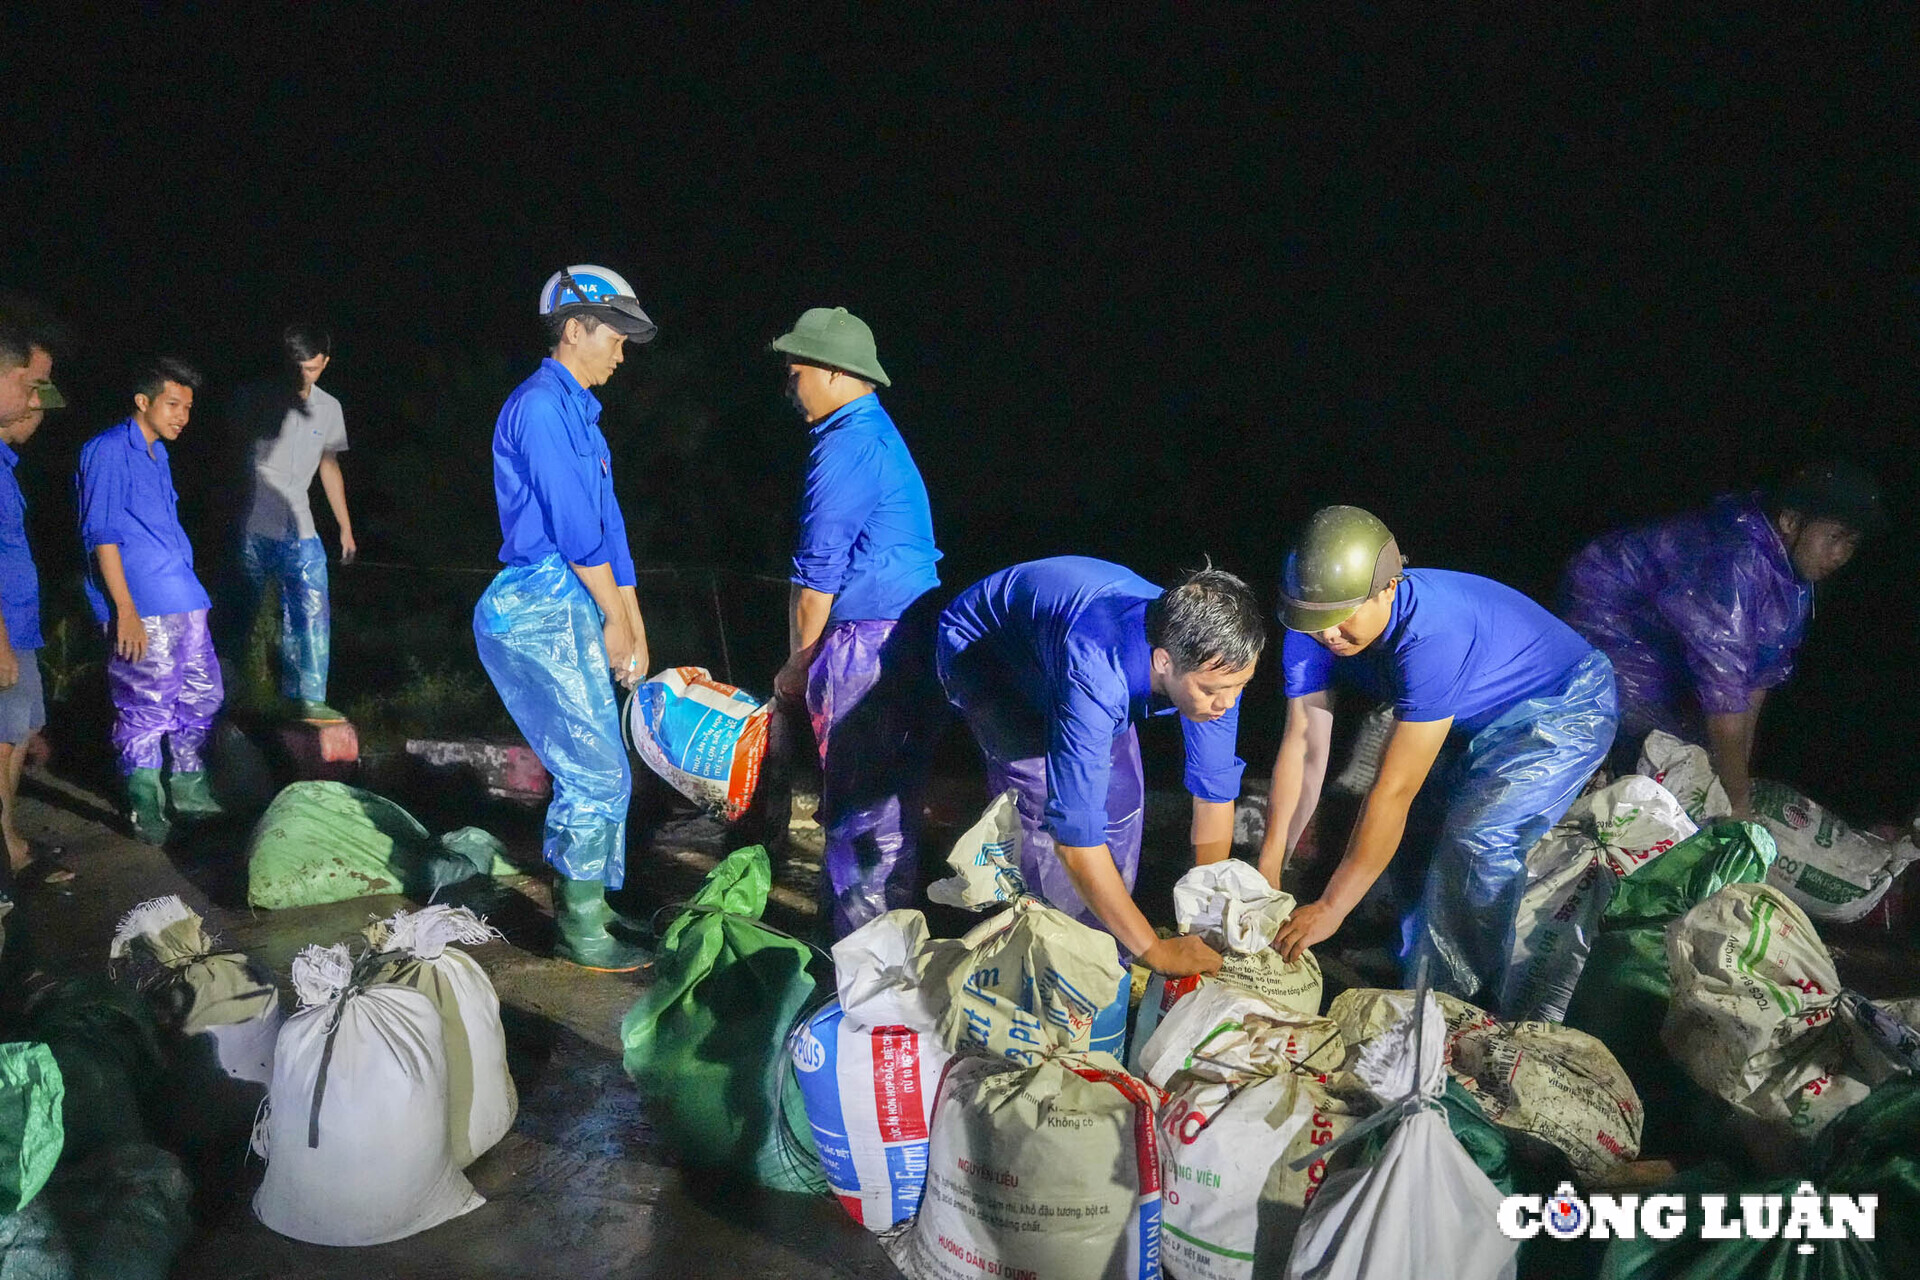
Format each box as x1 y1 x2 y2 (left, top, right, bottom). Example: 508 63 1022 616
808 390 881 436
0 439 17 470
118 416 168 460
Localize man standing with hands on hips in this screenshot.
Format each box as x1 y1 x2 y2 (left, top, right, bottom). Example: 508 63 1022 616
474 265 656 971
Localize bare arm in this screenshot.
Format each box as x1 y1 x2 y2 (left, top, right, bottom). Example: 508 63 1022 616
619 584 651 681
774 584 835 703
316 453 356 563
1273 715 1452 961
1258 691 1334 888
1055 841 1223 977
94 544 148 662
569 560 639 686
1191 797 1234 866
1706 689 1767 818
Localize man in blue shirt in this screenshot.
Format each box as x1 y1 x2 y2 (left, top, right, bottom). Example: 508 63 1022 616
937 557 1265 978
474 264 656 971
77 357 225 844
767 307 943 939
0 299 64 875
1263 506 1617 1011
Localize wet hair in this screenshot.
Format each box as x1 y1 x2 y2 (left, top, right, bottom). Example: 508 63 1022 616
132 357 203 403
0 293 63 371
1146 564 1268 673
283 322 333 365
543 307 606 351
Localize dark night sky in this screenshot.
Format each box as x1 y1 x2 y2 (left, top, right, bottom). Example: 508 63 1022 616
5 8 1916 814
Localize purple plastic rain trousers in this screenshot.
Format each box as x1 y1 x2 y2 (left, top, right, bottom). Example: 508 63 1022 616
807 611 939 939
107 607 224 774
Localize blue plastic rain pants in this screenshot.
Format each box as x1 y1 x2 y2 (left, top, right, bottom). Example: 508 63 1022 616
1390 647 1618 1008
108 607 224 773
236 534 331 702
473 554 631 887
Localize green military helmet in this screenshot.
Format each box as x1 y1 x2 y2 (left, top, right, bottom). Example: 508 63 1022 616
1278 505 1406 632
768 306 891 387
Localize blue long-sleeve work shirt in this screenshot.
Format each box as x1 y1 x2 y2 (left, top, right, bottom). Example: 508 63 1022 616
76 419 210 623
790 393 941 623
492 359 636 586
939 556 1246 847
0 442 42 649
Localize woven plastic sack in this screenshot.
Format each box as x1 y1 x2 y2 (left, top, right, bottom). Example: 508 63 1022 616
0 1045 64 1217
624 666 771 821
1637 730 1733 825
0 1197 70 1276
1595 1164 1886 1280
364 906 517 1168
108 896 281 1086
891 1051 1166 1280
245 781 516 909
40 1143 193 1280
926 791 1025 910
1501 775 1698 1022
252 944 483 1245
1138 981 1344 1092
24 981 163 1164
1818 1076 1920 1273
1751 779 1920 925
621 846 826 1191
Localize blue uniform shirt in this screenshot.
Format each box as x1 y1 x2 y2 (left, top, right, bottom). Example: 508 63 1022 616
791 393 941 623
77 419 210 623
0 442 42 650
941 556 1246 847
491 359 636 586
1283 568 1594 736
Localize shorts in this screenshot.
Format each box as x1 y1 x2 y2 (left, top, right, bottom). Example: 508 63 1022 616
0 651 46 747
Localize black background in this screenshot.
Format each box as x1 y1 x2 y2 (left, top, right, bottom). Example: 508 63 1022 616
6 7 1915 818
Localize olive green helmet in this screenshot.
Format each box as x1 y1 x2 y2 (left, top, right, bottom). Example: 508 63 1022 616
1278 505 1405 632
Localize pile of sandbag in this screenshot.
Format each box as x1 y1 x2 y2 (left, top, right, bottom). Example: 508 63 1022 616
625 666 771 821
252 943 485 1245
1501 775 1698 1022
1130 860 1322 1074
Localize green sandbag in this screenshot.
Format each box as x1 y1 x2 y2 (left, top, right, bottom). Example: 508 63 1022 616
0 1045 64 1216
1818 1078 1920 1273
1596 1164 1884 1280
620 846 827 1193
245 781 518 909
24 983 163 1164
1564 821 1775 1153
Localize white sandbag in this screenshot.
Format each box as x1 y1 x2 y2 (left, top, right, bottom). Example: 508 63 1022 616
1637 729 1733 824
1138 981 1342 1094
1751 780 1920 923
625 666 770 820
1662 883 1871 1137
920 898 1123 1065
927 791 1026 910
1154 999 1358 1280
252 944 483 1245
364 906 518 1168
1285 992 1517 1280
790 912 953 1232
1501 776 1697 1021
891 1050 1165 1280
109 895 283 1085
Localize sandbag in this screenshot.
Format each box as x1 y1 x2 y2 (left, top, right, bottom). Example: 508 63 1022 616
108 896 281 1086
245 781 517 910
621 846 826 1191
0 1045 63 1216
790 911 953 1231
40 1144 192 1280
1285 992 1518 1280
252 944 482 1246
1139 982 1344 1091
926 791 1025 910
1502 775 1698 1022
1153 994 1359 1280
1663 883 1874 1137
363 906 517 1169
24 983 162 1164
891 1050 1166 1280
1637 730 1733 825
1818 1076 1920 1273
1751 779 1920 924
0 1198 71 1276
624 666 770 821
920 897 1125 1065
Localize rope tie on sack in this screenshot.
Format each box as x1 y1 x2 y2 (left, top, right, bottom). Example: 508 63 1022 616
1289 957 1444 1172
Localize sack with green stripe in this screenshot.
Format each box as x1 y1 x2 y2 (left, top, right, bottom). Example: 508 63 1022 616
1662 882 1872 1137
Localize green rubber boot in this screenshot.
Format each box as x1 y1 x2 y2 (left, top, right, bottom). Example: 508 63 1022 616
295 700 347 725
167 770 224 818
125 768 171 845
552 876 649 972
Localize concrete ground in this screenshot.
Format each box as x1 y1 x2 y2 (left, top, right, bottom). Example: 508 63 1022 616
5 769 902 1280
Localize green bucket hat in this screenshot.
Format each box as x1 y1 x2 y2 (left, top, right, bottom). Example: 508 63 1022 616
768 307 890 387
1278 505 1405 632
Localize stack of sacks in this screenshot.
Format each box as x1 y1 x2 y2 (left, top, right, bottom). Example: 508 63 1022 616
362 906 517 1169
1332 988 1642 1183
252 944 482 1245
1663 882 1917 1139
789 911 953 1232
1140 983 1355 1279
108 895 282 1087
1501 776 1697 1022
1130 861 1323 1075
1285 992 1519 1280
